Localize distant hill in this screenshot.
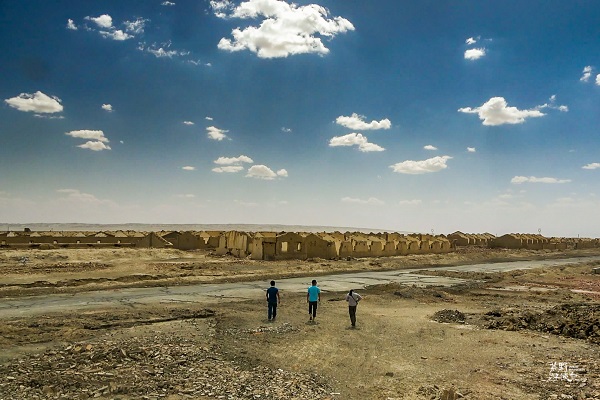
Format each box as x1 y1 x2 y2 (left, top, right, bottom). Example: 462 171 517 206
0 223 415 234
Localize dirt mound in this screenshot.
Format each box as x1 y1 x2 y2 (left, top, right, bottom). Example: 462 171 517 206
431 309 466 324
483 303 600 343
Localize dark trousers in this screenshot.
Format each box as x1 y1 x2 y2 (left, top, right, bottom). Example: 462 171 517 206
268 302 277 320
348 306 357 326
308 301 318 318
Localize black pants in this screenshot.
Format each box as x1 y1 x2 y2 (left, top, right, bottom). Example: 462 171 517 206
268 302 277 320
348 306 357 326
308 301 318 318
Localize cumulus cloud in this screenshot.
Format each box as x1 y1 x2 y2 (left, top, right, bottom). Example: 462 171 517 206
458 97 545 126
596 74 600 86
214 155 254 165
465 37 477 45
101 104 113 112
464 48 486 60
86 14 113 29
205 116 214 121
99 29 133 41
124 18 147 34
212 166 245 173
582 163 600 170
423 145 437 151
182 166 196 171
329 133 385 152
510 176 571 184
67 19 78 30
162 1 176 5
246 165 286 180
389 156 452 175
580 66 593 82
213 0 354 58
207 126 229 141
77 141 111 151
5 91 63 114
183 121 194 125
65 130 109 142
341 197 384 205
281 127 292 133
335 113 391 130
467 147 476 153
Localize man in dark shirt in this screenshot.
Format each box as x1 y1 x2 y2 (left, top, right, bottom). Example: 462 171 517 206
266 280 280 321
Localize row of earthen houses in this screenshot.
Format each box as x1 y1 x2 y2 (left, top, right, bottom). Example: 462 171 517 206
1 230 598 259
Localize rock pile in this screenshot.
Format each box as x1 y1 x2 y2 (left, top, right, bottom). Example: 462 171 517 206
431 309 466 324
0 327 333 399
483 303 600 344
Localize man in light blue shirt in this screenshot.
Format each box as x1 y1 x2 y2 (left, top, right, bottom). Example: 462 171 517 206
306 279 321 321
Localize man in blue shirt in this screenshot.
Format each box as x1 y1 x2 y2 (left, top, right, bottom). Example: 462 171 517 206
306 279 321 322
266 280 280 321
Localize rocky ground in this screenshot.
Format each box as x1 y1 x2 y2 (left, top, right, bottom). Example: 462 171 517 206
0 247 599 399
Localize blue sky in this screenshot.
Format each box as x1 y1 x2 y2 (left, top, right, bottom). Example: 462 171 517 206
1 0 599 237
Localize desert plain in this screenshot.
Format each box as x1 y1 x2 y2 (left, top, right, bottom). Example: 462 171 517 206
0 246 599 400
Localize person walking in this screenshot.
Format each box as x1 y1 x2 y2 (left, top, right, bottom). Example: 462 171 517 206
307 279 321 322
345 289 363 327
266 280 280 321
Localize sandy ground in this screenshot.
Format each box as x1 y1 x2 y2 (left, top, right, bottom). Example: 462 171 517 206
0 247 599 399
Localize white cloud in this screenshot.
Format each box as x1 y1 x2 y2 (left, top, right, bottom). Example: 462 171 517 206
65 130 109 142
56 189 117 207
176 194 196 198
341 197 384 205
124 18 148 35
465 37 477 45
335 113 391 130
34 114 65 120
86 14 113 29
467 147 476 153
205 116 213 121
389 156 452 175
207 126 229 141
464 48 486 60
246 165 286 180
5 91 63 114
398 199 422 206
77 141 111 151
423 145 437 151
141 42 189 58
596 74 600 86
329 133 385 152
101 104 113 112
536 95 568 112
276 169 288 177
582 163 600 170
99 29 133 41
458 97 545 126
214 155 254 165
580 66 593 82
213 166 245 173
182 166 196 171
510 176 571 184
281 127 292 133
162 1 176 5
183 121 194 125
67 19 78 30
234 199 259 207
214 0 354 58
